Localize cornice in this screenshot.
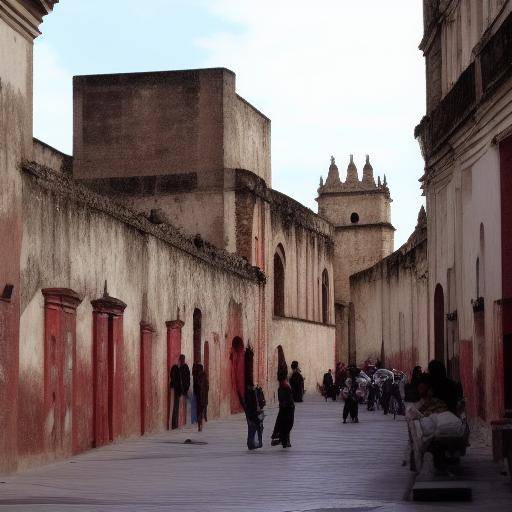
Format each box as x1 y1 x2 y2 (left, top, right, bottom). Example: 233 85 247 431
0 0 57 40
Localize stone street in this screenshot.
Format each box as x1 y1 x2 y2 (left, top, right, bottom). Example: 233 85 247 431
0 396 510 512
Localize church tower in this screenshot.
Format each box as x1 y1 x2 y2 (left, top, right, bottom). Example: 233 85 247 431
317 155 395 363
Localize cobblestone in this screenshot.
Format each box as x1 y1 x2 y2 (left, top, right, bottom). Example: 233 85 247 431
0 396 510 511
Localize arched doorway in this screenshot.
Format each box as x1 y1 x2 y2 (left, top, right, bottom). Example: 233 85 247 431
322 269 329 324
193 308 202 364
434 284 445 363
230 337 245 414
273 245 285 317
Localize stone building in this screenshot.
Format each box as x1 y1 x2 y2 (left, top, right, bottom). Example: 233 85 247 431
0 1 337 473
415 0 512 422
317 155 395 363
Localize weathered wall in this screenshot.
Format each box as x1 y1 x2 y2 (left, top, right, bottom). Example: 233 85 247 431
224 94 271 186
0 12 33 474
17 162 264 469
269 317 335 397
350 215 428 371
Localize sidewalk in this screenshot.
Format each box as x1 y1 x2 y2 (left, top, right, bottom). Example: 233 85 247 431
0 396 510 511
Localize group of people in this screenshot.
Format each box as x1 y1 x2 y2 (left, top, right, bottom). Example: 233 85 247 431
244 359 305 450
169 352 305 450
169 354 209 431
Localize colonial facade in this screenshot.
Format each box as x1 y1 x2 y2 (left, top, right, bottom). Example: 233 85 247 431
416 0 512 422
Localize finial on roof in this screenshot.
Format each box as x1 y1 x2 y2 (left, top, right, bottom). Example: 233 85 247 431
417 205 427 227
362 154 375 187
320 176 324 187
325 155 341 187
103 280 108 297
383 174 387 187
378 176 381 187
345 154 359 184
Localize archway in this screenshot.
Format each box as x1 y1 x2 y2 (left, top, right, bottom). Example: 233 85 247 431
273 245 285 317
434 284 445 364
193 308 202 364
230 337 245 414
322 269 329 324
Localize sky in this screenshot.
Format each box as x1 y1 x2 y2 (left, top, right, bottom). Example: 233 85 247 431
34 0 426 247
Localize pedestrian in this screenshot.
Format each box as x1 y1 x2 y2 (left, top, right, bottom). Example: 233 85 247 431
404 365 422 403
192 363 208 432
322 369 335 401
271 369 295 448
342 377 359 423
243 379 264 450
289 360 305 402
169 354 190 429
427 360 462 414
334 362 347 397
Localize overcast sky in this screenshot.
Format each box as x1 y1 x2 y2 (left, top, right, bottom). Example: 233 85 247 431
34 0 426 246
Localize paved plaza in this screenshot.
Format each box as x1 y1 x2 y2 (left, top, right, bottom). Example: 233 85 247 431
0 396 511 512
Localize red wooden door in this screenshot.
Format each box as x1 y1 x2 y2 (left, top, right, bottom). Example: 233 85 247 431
42 289 81 458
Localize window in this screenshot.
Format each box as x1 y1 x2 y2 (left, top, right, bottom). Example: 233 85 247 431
322 269 329 324
350 212 359 224
273 244 285 317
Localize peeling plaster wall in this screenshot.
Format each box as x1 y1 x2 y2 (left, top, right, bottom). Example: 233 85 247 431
0 17 33 473
18 168 263 469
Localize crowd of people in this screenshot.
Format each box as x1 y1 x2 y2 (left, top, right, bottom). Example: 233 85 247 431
168 350 464 459
319 358 464 429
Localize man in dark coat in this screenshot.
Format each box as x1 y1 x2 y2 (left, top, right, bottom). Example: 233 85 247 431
323 369 335 401
192 363 208 432
170 354 190 429
289 361 305 402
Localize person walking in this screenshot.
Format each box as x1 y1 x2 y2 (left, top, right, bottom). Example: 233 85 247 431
271 369 295 448
192 363 208 432
169 354 191 429
243 380 264 450
322 369 335 401
342 377 359 423
289 361 305 402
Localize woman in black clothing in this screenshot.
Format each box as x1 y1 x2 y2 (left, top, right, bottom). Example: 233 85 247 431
271 370 295 448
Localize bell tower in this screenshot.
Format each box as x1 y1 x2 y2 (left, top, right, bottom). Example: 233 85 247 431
317 155 395 363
